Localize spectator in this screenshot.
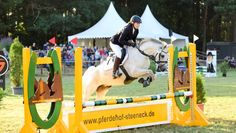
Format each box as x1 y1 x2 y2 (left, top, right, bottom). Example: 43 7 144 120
31 42 37 50
65 46 74 66
99 48 105 57
31 43 111 68
2 48 9 59
67 42 74 49
229 56 236 68
43 42 49 50
95 49 101 61
38 49 45 57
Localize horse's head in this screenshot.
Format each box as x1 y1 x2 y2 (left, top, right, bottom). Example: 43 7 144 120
157 41 168 63
139 38 168 64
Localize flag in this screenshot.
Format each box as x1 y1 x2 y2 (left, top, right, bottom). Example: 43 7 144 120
71 38 78 45
49 37 56 45
193 35 199 43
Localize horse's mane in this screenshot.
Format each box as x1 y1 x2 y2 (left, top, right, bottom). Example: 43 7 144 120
139 38 163 45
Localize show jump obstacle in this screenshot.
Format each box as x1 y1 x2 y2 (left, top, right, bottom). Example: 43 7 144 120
20 48 68 132
20 43 208 133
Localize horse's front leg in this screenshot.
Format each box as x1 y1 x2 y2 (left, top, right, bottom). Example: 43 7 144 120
131 68 156 87
132 68 156 80
138 77 152 87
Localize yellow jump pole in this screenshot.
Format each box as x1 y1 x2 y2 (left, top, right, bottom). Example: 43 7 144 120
188 43 209 126
168 44 174 95
169 43 209 126
20 48 37 133
69 48 88 133
21 47 68 132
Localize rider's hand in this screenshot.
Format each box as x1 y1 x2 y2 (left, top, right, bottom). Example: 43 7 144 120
128 40 136 47
130 42 136 47
131 43 136 47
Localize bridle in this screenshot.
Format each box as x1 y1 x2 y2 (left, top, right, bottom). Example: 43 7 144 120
135 43 168 64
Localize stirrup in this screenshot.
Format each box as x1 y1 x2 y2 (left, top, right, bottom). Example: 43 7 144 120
117 71 122 77
112 70 122 79
112 72 117 79
116 69 122 77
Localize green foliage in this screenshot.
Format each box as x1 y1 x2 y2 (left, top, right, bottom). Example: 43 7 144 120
2 72 236 132
0 43 2 50
214 0 236 41
21 0 110 45
0 0 24 36
196 73 206 104
9 37 23 87
219 61 230 75
0 0 235 45
0 89 5 103
214 0 236 14
149 60 156 74
0 0 110 46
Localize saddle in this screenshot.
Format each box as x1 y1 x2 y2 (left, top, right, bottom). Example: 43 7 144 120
103 50 136 84
103 50 128 71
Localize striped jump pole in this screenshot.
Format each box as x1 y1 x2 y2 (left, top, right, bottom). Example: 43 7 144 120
83 91 193 107
69 44 209 133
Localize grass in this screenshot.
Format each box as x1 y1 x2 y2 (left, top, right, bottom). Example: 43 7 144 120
0 70 236 132
109 71 236 133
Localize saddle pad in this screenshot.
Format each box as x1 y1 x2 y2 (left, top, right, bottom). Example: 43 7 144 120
102 53 129 71
102 57 114 71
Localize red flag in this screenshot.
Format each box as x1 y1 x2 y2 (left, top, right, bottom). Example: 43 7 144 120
49 37 56 45
71 38 78 45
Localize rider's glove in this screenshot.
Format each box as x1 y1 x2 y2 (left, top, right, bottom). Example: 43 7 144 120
128 40 136 48
130 42 136 48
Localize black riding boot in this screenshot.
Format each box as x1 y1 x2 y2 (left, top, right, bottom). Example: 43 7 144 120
112 57 122 79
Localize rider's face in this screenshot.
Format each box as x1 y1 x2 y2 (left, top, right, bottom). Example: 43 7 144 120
133 22 140 29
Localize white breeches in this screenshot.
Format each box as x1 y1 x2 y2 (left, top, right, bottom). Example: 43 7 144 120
110 42 122 58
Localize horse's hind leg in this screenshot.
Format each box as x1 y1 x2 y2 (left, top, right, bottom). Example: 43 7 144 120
96 85 111 100
83 81 99 102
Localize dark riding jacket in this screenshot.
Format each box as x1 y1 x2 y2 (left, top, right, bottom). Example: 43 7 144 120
207 63 215 73
110 23 139 47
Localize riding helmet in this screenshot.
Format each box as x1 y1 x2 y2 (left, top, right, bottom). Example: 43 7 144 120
130 15 142 23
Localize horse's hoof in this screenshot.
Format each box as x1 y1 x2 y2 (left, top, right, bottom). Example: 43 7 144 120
112 74 122 79
138 78 144 84
147 76 152 82
143 80 150 87
117 73 122 77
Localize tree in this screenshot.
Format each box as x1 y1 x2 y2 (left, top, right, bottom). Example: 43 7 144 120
0 0 235 47
0 0 110 47
0 0 23 37
214 0 236 42
18 0 109 47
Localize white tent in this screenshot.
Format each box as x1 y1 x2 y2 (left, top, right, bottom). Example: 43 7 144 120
139 5 189 47
68 2 126 41
68 3 189 47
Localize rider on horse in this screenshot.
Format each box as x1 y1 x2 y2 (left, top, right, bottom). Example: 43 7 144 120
110 15 142 79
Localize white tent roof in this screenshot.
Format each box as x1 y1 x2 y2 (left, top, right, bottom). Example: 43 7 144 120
68 2 126 41
138 5 188 42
